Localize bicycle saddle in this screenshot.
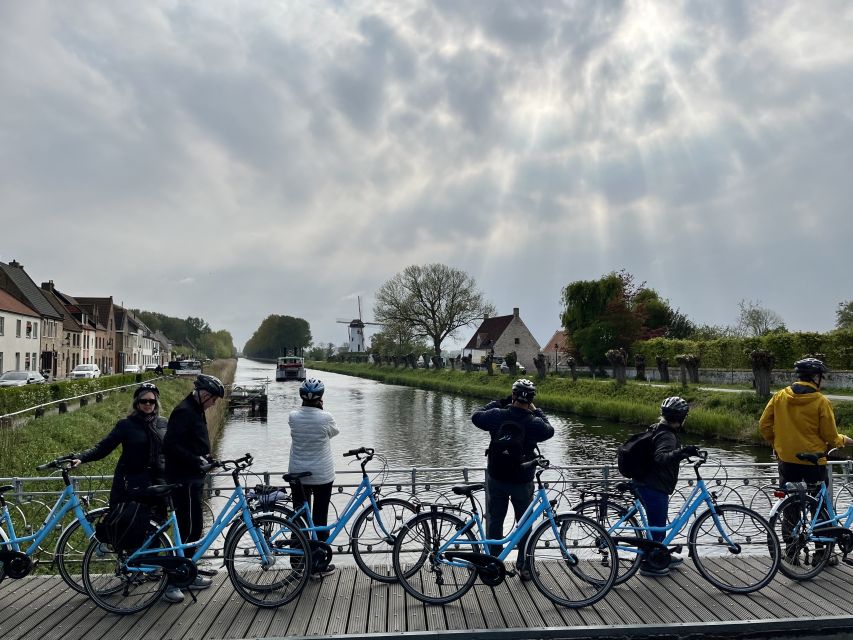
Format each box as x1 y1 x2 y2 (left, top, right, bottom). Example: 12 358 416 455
283 472 312 483
451 483 485 496
796 452 825 465
146 483 181 497
0 485 13 495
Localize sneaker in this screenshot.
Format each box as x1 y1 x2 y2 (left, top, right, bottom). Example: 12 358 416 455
668 554 684 568
187 575 212 590
813 549 840 567
639 564 670 578
311 564 336 579
163 586 184 603
519 568 535 582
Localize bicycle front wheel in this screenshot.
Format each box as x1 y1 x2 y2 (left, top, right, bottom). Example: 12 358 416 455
689 504 779 593
392 510 478 605
527 513 617 608
55 507 109 594
573 499 643 584
81 530 172 615
351 498 419 582
224 514 311 608
769 494 832 581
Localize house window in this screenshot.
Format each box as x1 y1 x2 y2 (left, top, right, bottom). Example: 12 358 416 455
15 353 20 370
16 319 22 338
514 338 520 344
33 322 38 339
26 321 32 339
0 352 3 373
25 352 31 370
0 316 4 335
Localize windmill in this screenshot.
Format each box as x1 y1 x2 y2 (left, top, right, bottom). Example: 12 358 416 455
336 296 382 352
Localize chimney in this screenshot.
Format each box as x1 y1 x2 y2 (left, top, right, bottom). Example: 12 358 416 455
513 307 519 318
42 280 55 292
9 260 21 268
483 312 489 320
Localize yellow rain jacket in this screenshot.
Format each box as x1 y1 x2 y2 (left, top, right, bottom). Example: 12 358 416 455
758 381 845 465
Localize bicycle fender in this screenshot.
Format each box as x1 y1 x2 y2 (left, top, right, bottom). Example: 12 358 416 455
768 497 791 520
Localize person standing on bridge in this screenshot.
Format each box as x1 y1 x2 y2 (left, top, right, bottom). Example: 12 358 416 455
162 373 225 602
288 377 340 578
471 378 554 582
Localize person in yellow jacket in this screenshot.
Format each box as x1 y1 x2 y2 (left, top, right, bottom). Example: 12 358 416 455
759 357 852 488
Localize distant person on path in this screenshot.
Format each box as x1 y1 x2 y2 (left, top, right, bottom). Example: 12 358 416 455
759 357 852 487
631 396 699 577
162 373 225 602
288 377 340 577
471 378 554 581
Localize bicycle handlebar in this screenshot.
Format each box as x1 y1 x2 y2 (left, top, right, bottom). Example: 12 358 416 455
343 447 374 458
36 456 75 471
203 452 253 472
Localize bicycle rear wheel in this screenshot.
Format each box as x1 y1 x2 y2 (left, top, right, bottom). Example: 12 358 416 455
689 504 779 593
527 513 617 608
55 507 109 594
392 510 478 605
224 514 311 608
351 498 418 582
769 495 832 581
573 499 643 584
81 530 172 615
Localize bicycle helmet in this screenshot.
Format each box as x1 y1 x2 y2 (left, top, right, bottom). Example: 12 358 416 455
133 382 160 399
794 357 829 377
194 374 225 398
660 396 689 422
511 378 536 403
299 377 325 401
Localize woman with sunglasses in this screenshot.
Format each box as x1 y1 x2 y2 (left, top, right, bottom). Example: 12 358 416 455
71 382 168 522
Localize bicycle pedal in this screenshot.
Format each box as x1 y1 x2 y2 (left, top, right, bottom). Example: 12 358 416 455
505 569 517 578
196 568 217 577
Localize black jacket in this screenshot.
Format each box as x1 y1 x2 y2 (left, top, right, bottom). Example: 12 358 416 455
471 401 554 483
163 394 211 481
634 421 683 495
77 413 167 506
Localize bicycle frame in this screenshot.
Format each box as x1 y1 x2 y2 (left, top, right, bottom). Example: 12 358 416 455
291 473 385 544
772 481 853 544
1 483 92 556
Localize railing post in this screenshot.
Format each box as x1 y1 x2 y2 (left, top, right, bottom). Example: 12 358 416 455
411 468 417 496
462 467 469 482
602 464 610 492
14 477 24 502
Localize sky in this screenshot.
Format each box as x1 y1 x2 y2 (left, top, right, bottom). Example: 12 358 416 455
1 1 852 352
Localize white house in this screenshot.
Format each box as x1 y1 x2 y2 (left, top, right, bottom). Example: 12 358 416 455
461 307 541 372
0 288 41 373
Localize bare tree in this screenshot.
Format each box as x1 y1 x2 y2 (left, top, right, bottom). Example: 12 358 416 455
374 264 495 356
736 299 786 337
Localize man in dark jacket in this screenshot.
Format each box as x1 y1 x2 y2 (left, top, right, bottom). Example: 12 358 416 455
162 374 225 600
633 396 699 577
471 378 554 581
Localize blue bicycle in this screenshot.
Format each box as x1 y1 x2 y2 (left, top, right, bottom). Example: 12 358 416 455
768 448 853 581
574 451 780 593
391 456 618 608
279 447 418 582
80 453 311 615
0 457 108 593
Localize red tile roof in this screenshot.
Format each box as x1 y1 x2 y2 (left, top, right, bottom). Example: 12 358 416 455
462 315 514 351
0 288 40 317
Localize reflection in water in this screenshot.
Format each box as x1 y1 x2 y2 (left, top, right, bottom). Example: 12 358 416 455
217 359 773 474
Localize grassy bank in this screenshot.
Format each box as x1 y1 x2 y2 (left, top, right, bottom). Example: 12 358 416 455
308 362 853 443
0 359 236 478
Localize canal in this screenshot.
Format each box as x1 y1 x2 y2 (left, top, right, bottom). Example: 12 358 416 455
216 358 772 472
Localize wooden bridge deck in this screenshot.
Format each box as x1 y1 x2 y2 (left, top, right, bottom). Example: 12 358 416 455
3 563 853 640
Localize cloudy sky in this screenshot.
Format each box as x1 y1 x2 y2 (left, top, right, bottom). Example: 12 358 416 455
2 1 851 351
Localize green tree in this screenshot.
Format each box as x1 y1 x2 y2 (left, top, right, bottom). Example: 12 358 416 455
837 301 853 330
306 345 327 361
374 263 495 356
561 272 643 367
633 289 696 340
243 315 312 359
369 322 429 356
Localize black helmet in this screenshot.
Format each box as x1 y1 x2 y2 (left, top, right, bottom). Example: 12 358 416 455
133 382 160 400
512 378 536 403
194 374 225 398
794 358 829 377
661 396 689 422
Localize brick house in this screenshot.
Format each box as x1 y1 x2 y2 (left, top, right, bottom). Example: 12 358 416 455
0 289 41 374
461 307 541 372
76 297 117 375
541 329 571 371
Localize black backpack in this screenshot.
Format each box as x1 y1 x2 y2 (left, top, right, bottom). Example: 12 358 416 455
616 428 657 479
96 501 152 552
487 420 527 480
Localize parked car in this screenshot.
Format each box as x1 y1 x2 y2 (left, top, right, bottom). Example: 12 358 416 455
123 365 142 374
499 362 526 374
0 371 47 387
70 364 101 379
143 363 159 372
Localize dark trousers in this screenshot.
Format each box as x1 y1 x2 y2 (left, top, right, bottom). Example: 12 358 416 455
777 461 828 488
635 485 669 544
290 482 334 542
485 472 534 569
172 480 205 556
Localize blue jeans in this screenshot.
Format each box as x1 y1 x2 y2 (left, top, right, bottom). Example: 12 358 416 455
634 485 669 543
485 472 534 569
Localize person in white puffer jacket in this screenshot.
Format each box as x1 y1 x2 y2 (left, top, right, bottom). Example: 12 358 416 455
288 377 340 576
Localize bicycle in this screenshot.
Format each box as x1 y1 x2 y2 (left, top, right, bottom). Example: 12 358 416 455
391 456 618 608
81 453 311 615
574 451 780 593
768 449 853 581
274 447 418 582
0 457 109 593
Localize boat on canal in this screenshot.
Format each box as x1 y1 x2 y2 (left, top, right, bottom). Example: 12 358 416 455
275 355 306 381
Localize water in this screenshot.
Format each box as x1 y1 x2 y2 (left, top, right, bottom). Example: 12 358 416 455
217 358 773 473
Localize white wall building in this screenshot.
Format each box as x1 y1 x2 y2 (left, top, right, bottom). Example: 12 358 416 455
0 289 41 373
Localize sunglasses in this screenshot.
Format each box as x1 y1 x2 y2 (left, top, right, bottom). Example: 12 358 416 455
137 398 157 406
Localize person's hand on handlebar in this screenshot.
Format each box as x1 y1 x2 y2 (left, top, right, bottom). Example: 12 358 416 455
680 445 701 459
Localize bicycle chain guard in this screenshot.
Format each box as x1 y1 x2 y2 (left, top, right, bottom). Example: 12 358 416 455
308 540 333 571
128 556 198 589
445 551 506 586
0 550 33 579
819 526 853 554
